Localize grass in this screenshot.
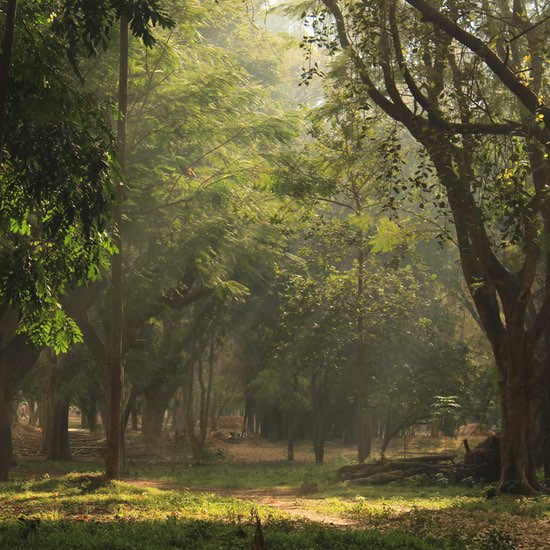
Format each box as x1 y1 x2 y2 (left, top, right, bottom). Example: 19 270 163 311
4 443 550 549
0 470 436 549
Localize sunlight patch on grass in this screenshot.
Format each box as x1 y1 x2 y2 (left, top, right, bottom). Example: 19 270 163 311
0 473 274 524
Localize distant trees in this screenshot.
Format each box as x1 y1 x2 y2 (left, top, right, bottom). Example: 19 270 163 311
1 0 514 488
25 0 299 464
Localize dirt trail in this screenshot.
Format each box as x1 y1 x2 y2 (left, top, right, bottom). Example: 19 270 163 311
128 479 356 526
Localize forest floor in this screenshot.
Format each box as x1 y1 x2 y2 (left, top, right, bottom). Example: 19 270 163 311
3 422 550 549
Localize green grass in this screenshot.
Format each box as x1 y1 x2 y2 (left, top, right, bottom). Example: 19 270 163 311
0 471 437 549
0 518 439 550
4 460 550 549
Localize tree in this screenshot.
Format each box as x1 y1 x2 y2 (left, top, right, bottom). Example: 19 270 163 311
0 4 115 480
303 0 549 492
0 0 173 481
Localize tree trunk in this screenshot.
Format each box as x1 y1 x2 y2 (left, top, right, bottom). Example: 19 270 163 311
185 358 202 461
28 401 39 428
80 410 89 430
380 406 395 457
355 242 371 463
41 396 71 461
142 392 168 439
311 371 328 464
197 328 215 450
131 409 138 431
88 400 98 433
79 395 98 432
210 395 218 432
41 353 72 461
106 16 129 481
0 382 13 480
122 385 140 433
11 398 19 425
542 193 550 487
0 322 40 479
287 415 296 462
497 351 540 493
173 387 186 435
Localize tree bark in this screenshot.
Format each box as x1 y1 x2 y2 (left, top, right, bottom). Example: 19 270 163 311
497 350 540 493
41 395 71 461
41 353 72 461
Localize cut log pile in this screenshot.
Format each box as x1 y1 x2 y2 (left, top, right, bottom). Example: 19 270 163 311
12 426 191 461
338 435 501 485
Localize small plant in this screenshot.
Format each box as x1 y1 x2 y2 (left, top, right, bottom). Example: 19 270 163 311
471 528 516 550
459 476 476 489
17 515 41 540
435 473 450 487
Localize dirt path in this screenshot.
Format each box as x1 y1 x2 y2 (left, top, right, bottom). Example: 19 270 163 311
128 479 356 526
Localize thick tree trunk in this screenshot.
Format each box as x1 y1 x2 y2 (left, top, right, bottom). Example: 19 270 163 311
88 401 98 433
79 396 98 432
498 352 540 493
41 354 72 461
41 396 71 461
142 392 168 439
426 139 543 494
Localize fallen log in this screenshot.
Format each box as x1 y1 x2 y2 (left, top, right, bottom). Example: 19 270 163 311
339 454 457 480
351 471 404 485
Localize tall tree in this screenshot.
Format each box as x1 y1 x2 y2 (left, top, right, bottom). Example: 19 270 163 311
0 0 173 480
106 16 128 481
304 0 549 492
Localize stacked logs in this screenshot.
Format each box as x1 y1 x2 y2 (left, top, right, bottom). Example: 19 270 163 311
339 435 501 484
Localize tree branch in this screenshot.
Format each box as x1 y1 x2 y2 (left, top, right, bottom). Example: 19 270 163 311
404 0 550 139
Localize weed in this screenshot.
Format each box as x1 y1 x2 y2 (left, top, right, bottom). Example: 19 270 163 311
470 528 516 550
